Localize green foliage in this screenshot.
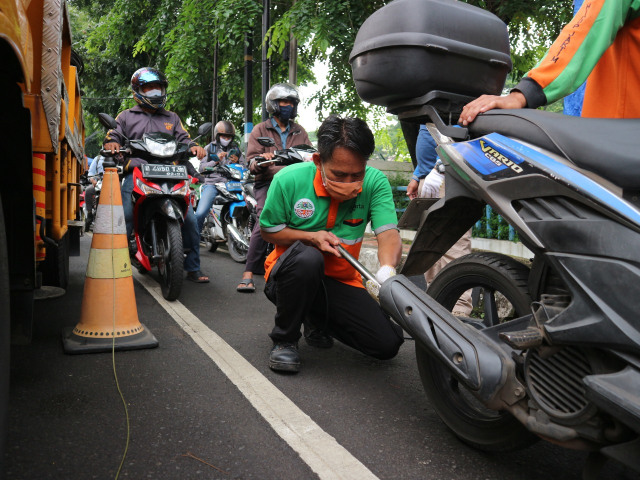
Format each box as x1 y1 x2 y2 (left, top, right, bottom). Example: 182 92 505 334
472 208 519 242
373 119 411 162
386 172 411 220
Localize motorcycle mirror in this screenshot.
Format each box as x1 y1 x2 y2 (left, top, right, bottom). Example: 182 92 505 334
257 137 276 148
198 122 213 137
98 113 117 130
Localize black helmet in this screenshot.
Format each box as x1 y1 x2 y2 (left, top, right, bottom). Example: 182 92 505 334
131 67 168 110
265 83 300 118
213 120 236 143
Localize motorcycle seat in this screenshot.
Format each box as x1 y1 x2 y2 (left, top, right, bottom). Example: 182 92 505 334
468 109 640 190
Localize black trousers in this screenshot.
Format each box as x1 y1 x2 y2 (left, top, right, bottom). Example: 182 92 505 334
245 183 269 274
265 241 404 360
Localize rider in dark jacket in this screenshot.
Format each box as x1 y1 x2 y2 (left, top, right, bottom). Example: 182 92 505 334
103 67 209 283
195 120 246 233
237 83 312 293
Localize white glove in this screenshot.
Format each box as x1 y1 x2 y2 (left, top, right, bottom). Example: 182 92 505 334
375 265 396 284
420 168 444 198
366 265 396 301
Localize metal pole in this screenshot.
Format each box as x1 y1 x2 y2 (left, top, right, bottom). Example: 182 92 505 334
244 33 254 145
261 0 270 121
212 41 219 128
288 0 297 85
288 35 297 85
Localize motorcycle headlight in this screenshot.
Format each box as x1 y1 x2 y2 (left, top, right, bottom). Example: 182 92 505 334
136 177 163 195
230 169 243 180
144 137 178 157
172 182 190 196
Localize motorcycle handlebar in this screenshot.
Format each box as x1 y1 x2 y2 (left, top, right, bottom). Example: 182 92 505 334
99 147 132 156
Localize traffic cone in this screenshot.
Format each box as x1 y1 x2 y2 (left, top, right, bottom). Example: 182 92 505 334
62 167 158 354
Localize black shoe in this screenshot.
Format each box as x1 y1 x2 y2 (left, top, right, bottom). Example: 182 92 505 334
269 342 300 372
128 237 138 257
304 328 334 349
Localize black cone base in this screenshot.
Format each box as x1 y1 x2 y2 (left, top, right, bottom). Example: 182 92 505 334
62 324 159 354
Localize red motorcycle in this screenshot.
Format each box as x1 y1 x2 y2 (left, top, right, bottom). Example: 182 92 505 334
98 113 211 300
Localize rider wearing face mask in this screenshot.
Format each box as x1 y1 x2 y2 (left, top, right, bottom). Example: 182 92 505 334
195 120 245 234
237 83 312 293
259 115 405 373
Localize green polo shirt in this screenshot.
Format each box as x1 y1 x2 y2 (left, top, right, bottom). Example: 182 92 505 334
261 162 398 287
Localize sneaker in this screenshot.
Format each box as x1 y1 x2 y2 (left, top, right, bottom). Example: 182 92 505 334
269 342 300 372
303 327 334 349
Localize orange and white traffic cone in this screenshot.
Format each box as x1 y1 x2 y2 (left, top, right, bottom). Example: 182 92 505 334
62 167 158 354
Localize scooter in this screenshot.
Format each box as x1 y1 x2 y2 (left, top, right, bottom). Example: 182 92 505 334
200 163 252 263
349 1 640 475
352 100 640 479
98 113 211 301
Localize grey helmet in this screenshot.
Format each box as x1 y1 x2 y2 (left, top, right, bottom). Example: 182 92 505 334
213 120 236 143
265 83 300 118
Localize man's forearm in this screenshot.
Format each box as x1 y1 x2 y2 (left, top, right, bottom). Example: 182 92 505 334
261 227 314 247
376 230 403 267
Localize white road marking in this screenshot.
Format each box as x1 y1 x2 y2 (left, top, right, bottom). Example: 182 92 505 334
134 271 379 480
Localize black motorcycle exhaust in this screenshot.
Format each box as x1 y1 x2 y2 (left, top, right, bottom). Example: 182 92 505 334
336 246 525 410
380 276 526 409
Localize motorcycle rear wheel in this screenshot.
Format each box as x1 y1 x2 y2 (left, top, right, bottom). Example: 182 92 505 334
418 252 538 452
157 219 184 301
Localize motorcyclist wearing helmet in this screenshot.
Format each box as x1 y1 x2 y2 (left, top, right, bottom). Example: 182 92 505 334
103 67 210 283
237 83 311 293
195 120 246 233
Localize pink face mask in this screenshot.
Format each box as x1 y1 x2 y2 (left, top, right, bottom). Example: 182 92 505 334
321 164 363 202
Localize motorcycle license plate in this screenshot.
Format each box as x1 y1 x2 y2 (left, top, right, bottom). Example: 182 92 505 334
141 164 189 180
226 181 242 192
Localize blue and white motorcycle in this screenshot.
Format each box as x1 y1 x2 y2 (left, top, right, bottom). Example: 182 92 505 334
379 107 640 476
347 0 640 475
200 163 251 263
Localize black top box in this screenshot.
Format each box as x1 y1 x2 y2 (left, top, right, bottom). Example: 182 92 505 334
349 0 512 117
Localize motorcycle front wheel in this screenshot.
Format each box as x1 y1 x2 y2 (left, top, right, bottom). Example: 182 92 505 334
202 214 218 253
157 218 184 301
418 252 538 452
226 216 249 264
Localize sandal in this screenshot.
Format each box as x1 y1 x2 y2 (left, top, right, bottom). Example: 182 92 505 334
237 278 255 293
186 271 210 283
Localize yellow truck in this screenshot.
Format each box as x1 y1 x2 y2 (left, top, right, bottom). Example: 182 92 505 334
0 0 85 444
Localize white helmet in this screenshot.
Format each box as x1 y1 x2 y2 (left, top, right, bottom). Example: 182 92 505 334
265 83 300 118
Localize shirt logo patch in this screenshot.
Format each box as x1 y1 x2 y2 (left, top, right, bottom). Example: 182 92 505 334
164 122 174 131
343 218 364 227
294 198 315 219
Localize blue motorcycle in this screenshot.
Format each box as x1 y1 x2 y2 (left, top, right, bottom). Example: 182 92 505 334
200 163 251 263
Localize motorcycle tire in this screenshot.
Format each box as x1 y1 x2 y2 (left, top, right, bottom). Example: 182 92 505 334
202 215 218 253
418 252 538 452
226 217 250 264
157 218 184 301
